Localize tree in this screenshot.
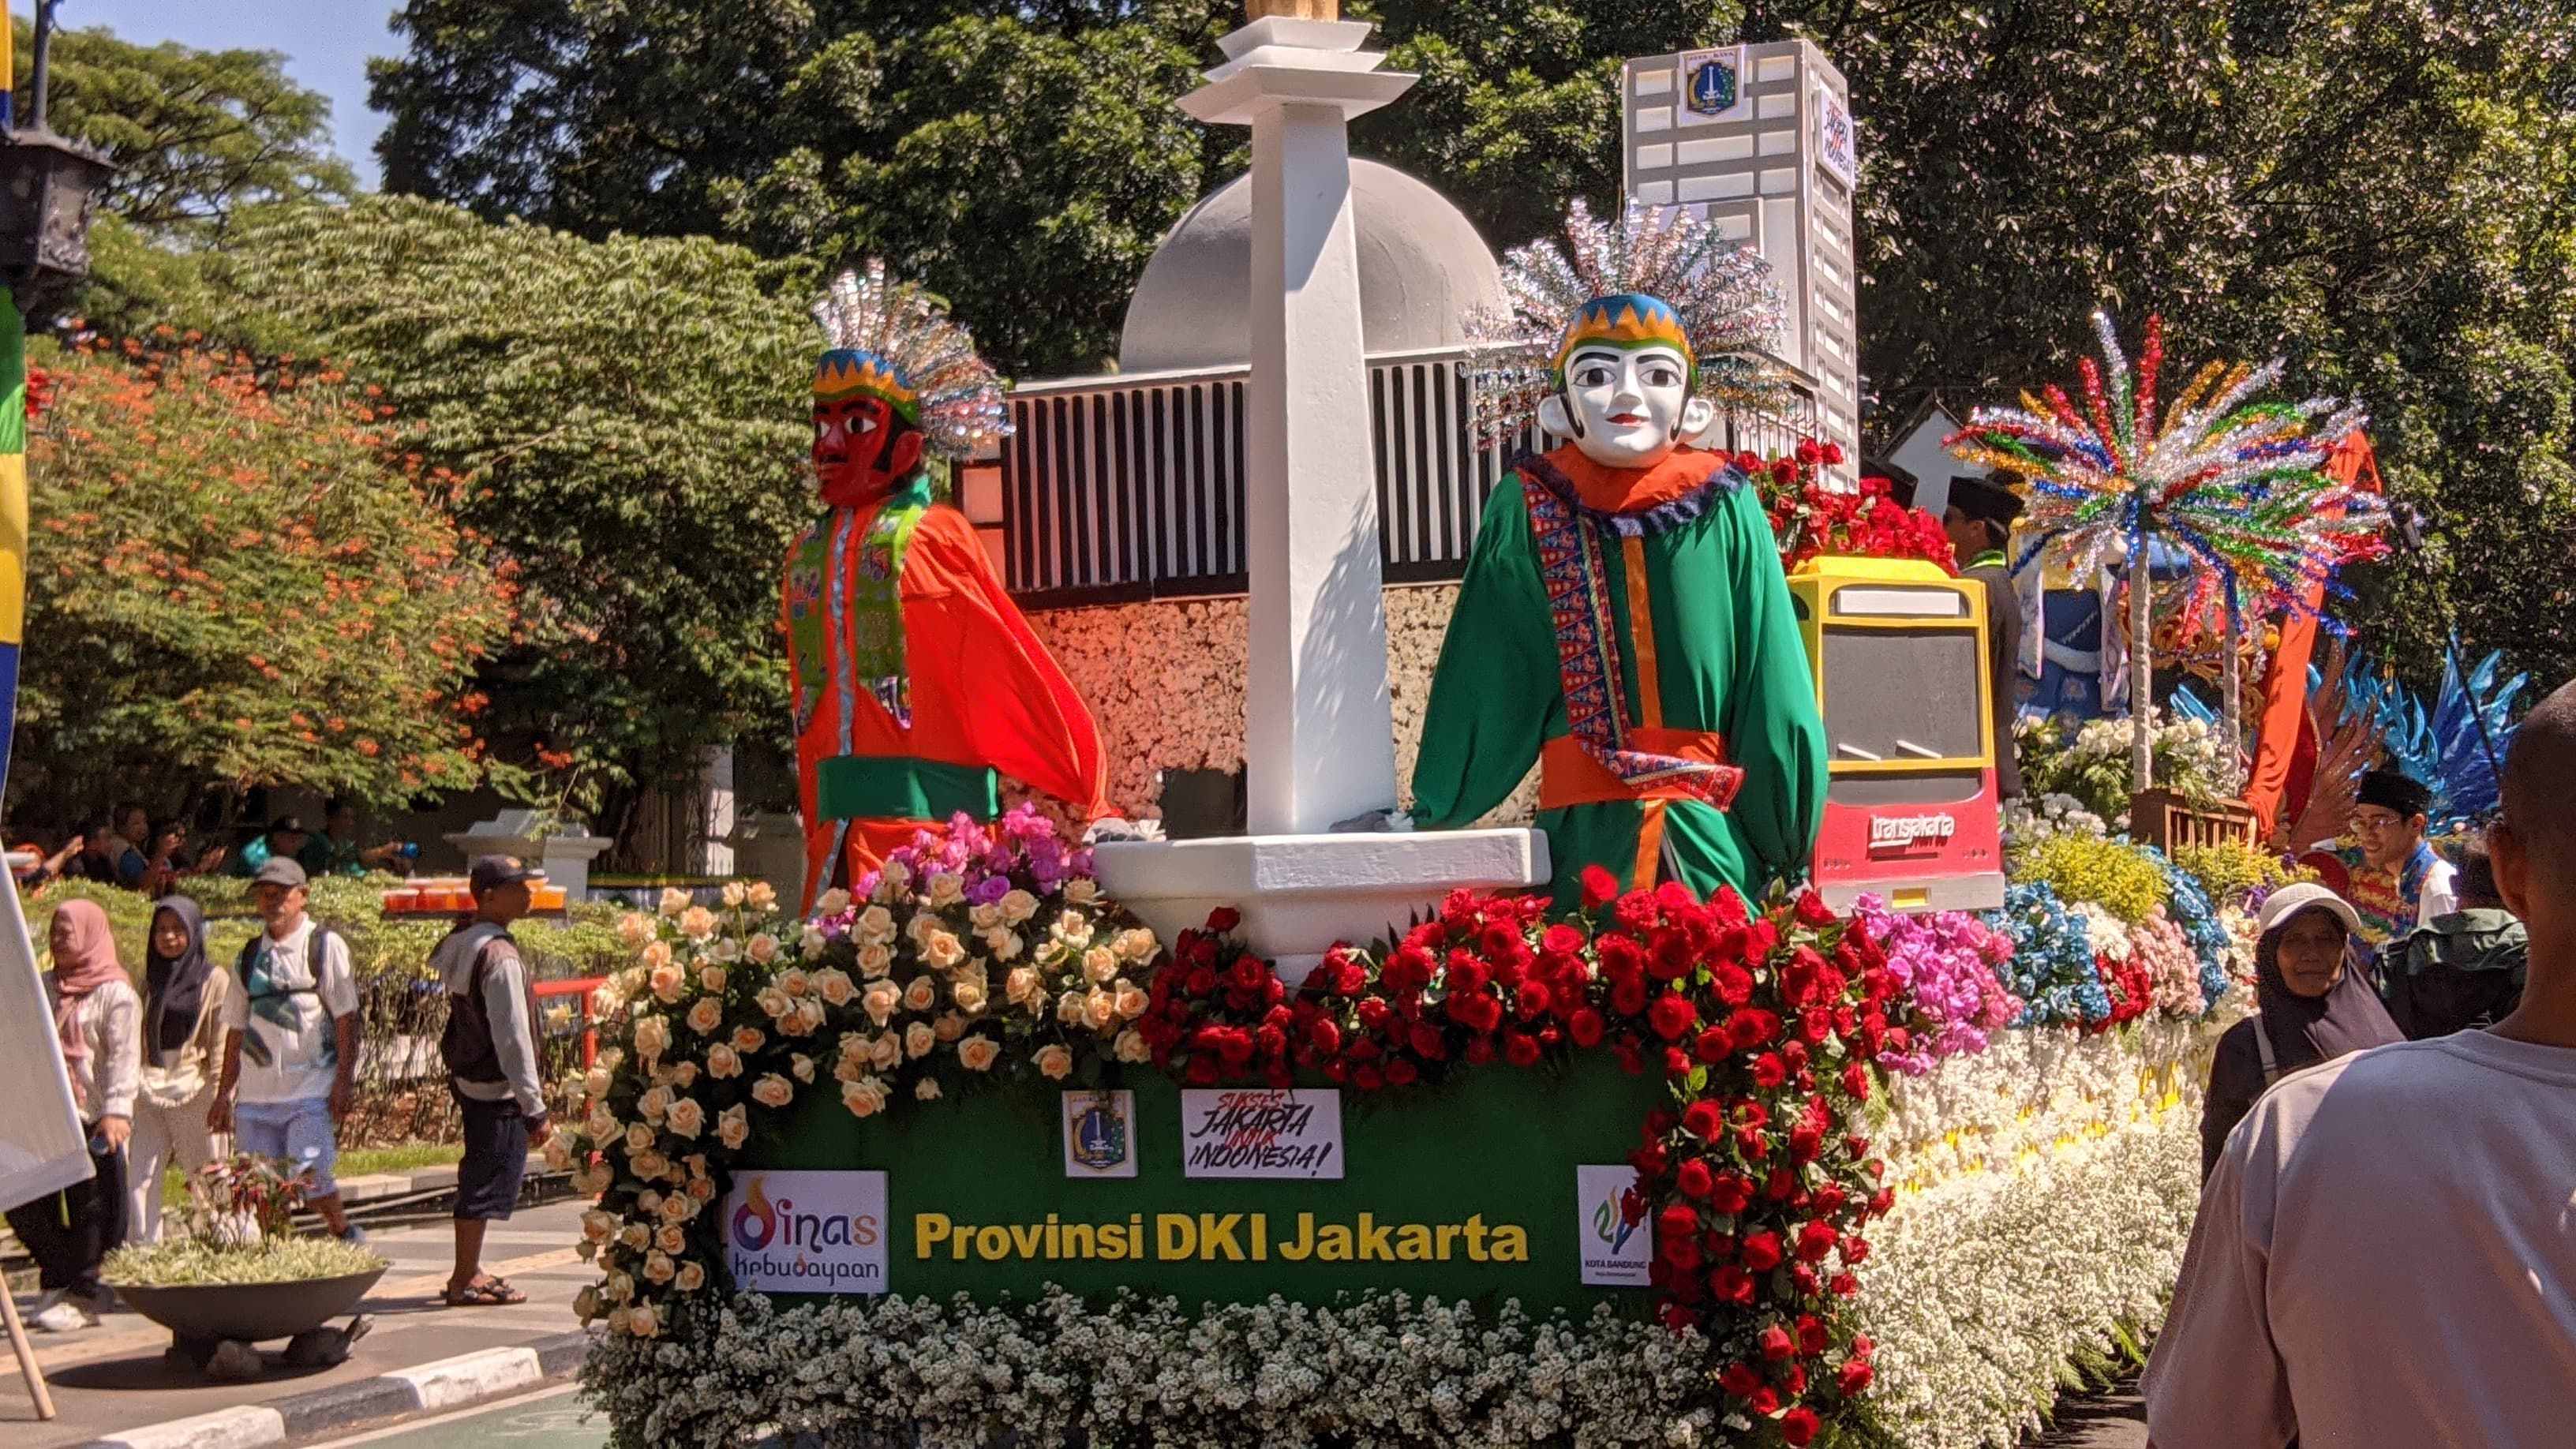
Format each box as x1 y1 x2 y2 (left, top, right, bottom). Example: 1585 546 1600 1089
92 197 819 826
22 19 355 234
17 335 511 814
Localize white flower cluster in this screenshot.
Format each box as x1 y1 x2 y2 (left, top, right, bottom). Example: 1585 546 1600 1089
580 1289 1724 1448
2001 791 2110 848
1846 1021 2205 1447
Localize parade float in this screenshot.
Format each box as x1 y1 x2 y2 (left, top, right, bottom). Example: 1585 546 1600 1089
558 9 2378 1448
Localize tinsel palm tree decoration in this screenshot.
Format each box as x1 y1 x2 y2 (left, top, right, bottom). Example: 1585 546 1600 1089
1949 313 2385 792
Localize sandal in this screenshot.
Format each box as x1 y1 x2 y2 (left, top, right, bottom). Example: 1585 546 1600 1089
442 1276 527 1307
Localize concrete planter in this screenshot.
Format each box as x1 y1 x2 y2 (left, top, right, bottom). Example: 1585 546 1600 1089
110 1264 385 1344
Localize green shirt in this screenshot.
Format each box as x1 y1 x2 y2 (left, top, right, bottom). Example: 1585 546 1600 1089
1412 463 1828 904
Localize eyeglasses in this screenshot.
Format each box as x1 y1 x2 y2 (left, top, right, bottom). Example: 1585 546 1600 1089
2350 811 2406 832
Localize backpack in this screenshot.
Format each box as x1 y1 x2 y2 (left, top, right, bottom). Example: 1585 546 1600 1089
232 925 344 1069
439 927 537 1085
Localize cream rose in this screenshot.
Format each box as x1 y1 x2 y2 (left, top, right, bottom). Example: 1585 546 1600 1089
1082 946 1118 984
870 1032 904 1071
627 1303 661 1339
731 1024 765 1053
927 871 966 908
708 936 742 964
638 1087 671 1122
686 998 724 1035
816 886 853 917
985 928 1024 963
747 932 781 966
1083 989 1117 1032
747 882 777 911
1052 910 1094 949
999 889 1039 925
1034 1044 1074 1080
754 987 789 1020
969 902 1004 932
1113 927 1159 963
670 1060 699 1088
777 967 811 998
1056 989 1088 1025
811 968 856 1007
931 1012 966 1043
856 942 895 979
620 1222 650 1251
858 978 899 1024
915 1078 942 1102
923 931 967 971
676 1261 707 1293
698 964 728 994
790 1053 815 1083
679 905 719 942
643 1251 676 1283
951 978 987 1013
751 1073 795 1109
617 912 656 949
856 904 895 942
717 1104 749 1150
655 1223 686 1254
801 926 829 957
1005 967 1041 1006
841 1076 891 1118
1114 983 1149 1020
1065 878 1100 907
575 1285 601 1322
902 976 938 1013
581 1208 618 1244
584 1065 612 1099
904 1021 936 1059
1114 1028 1152 1064
659 886 691 917
792 998 826 1035
957 1036 1002 1072
632 1015 672 1061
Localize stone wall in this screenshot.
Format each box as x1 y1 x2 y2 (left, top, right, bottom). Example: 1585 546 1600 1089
1023 584 1537 827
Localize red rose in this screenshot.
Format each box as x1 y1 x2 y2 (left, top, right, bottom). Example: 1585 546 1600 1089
1718 1361 1762 1397
1206 907 1243 934
1609 975 1650 1017
1710 1263 1757 1304
1384 1058 1419 1087
1829 1271 1859 1297
1843 1234 1870 1264
1758 1323 1795 1361
1710 961 1755 1006
1740 1230 1784 1271
1353 1065 1384 1091
1752 1052 1788 1088
1462 1034 1496 1065
1447 957 1490 994
1749 1386 1780 1417
1567 1007 1606 1047
1658 1203 1699 1241
1837 1358 1874 1395
1185 1055 1219 1084
1782 1406 1821 1446
1647 992 1698 1040
1795 1313 1829 1355
1541 923 1585 955
1694 1026 1732 1064
1630 1140 1668 1176
1503 1032 1541 1067
1579 864 1620 909
1682 1099 1725 1138
1664 1046 1693 1078
1841 1062 1872 1101
1677 1159 1716 1198
1793 890 1837 927
1515 980 1552 1018
1709 1172 1754 1213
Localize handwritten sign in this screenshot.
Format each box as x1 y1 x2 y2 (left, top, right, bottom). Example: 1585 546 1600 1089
1179 1088 1343 1180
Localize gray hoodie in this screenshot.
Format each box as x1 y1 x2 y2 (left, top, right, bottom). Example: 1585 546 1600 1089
431 923 546 1116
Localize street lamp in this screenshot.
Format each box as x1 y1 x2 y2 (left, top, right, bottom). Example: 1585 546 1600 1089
0 0 114 301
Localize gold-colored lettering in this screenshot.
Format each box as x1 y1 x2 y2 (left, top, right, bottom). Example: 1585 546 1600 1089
1199 1212 1245 1260
1045 1218 1059 1259
1010 1223 1044 1257
1465 1214 1489 1262
1278 1213 1315 1260
1252 1213 1267 1261
975 1226 1011 1260
915 1213 952 1259
1436 1223 1462 1260
1395 1223 1432 1261
1157 1212 1196 1260
1357 1212 1394 1261
1063 1222 1096 1258
1491 1224 1530 1262
952 1222 975 1260
1319 1223 1354 1261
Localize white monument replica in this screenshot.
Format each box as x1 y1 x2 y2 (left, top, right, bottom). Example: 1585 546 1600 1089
1621 40 1860 483
1091 0 1546 968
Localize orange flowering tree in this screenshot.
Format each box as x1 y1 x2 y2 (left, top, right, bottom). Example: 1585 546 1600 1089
16 333 515 811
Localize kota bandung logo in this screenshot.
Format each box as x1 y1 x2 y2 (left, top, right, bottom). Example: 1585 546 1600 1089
1589 1186 1639 1254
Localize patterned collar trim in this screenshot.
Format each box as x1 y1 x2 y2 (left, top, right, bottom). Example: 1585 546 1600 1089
1518 451 1745 538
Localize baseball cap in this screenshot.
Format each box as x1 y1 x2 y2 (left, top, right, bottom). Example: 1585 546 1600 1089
268 814 306 836
252 856 308 889
2256 882 2362 939
470 855 545 896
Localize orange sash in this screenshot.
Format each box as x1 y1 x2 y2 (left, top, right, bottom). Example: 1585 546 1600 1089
1540 728 1732 809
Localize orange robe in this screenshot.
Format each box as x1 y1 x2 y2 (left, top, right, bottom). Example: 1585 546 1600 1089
784 493 1105 911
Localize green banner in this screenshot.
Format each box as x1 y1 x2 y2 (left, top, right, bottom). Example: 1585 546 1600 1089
745 1053 1667 1314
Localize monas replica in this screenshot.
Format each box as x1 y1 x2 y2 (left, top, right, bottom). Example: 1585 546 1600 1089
784 263 1105 912
1413 200 1827 904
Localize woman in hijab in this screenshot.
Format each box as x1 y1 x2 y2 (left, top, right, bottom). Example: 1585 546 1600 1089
128 896 231 1245
6 898 142 1331
2199 882 2404 1179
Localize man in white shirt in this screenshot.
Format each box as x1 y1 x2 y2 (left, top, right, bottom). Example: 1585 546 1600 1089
2144 679 2576 1446
207 857 366 1244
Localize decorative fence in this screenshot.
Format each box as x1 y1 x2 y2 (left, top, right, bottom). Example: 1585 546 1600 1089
1000 347 1822 608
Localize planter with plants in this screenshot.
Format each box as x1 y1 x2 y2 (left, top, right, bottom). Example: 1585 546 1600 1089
101 1155 386 1379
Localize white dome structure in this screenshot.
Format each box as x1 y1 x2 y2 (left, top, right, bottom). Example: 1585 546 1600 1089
1117 159 1503 374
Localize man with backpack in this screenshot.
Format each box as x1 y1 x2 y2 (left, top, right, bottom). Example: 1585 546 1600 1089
2382 832 2528 1039
431 856 550 1307
206 857 366 1244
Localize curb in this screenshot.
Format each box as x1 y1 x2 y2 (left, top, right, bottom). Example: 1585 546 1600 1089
69 1330 593 1449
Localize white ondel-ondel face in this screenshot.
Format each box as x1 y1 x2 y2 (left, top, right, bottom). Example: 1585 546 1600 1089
1536 343 1717 471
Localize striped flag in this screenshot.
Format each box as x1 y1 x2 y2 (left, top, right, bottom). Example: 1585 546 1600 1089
0 290 23 799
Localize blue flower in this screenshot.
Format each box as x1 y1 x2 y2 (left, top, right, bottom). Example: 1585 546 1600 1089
1986 881 2110 1027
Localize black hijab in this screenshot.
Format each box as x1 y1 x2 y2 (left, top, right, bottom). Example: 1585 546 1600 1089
144 894 212 1058
2252 905 2405 1073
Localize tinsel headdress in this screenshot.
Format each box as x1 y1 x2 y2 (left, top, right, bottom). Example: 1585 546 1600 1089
1466 198 1788 448
811 260 1009 461
1946 312 2385 628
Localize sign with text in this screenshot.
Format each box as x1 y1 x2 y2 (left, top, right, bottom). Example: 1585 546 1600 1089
1180 1088 1343 1179
1575 1163 1653 1286
1676 46 1748 125
1062 1090 1138 1178
725 1170 888 1295
1815 85 1859 189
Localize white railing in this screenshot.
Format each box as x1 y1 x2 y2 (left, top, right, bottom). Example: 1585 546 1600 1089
1001 348 1825 604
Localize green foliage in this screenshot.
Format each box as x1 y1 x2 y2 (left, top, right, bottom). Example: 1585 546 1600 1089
24 19 354 234
18 338 511 811
103 1234 384 1286
2171 840 2315 902
2015 835 2170 925
89 197 815 807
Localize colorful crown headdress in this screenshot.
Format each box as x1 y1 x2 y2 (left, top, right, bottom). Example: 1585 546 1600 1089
810 260 1009 461
1466 198 1788 448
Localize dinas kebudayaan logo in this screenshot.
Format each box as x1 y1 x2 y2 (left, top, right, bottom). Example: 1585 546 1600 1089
732 1174 779 1250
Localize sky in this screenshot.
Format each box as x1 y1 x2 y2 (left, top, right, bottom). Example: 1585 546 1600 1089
67 0 400 189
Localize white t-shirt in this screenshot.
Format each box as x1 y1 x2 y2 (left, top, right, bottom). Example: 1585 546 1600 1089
2417 855 2461 926
219 918 361 1104
2143 1030 2576 1447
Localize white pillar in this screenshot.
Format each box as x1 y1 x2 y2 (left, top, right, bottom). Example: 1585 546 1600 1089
699 745 736 876
1181 17 1415 837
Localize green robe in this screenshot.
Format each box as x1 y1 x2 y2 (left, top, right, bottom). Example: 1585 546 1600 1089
1412 457 1828 905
